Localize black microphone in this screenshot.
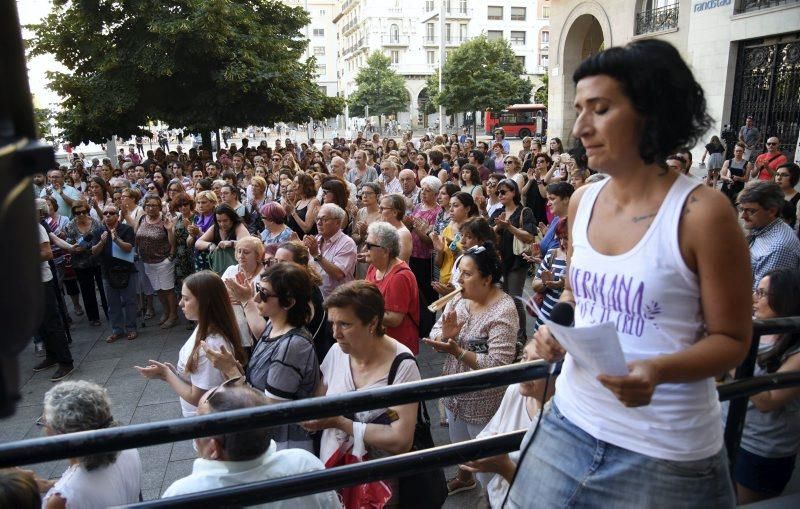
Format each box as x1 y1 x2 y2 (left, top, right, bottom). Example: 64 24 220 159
549 302 575 327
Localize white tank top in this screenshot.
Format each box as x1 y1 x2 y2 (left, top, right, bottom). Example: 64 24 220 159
554 174 723 461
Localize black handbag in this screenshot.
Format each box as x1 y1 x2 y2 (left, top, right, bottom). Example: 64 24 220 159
388 353 448 509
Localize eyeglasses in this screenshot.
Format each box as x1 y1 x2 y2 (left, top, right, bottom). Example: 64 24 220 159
315 216 335 223
102 211 118 216
766 142 778 146
272 158 281 161
776 173 791 178
147 186 157 191
754 288 771 298
364 241 384 250
737 205 760 215
497 190 510 196
465 245 486 255
73 210 89 215
205 376 246 406
487 182 497 187
378 206 395 211
255 283 278 301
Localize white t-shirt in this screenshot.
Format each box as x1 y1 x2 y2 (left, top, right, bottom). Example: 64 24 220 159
220 264 257 347
39 225 53 282
319 342 421 464
176 328 231 417
163 441 340 508
477 384 536 508
43 448 141 509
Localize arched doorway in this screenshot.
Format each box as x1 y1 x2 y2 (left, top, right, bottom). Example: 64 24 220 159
417 88 430 128
561 14 605 144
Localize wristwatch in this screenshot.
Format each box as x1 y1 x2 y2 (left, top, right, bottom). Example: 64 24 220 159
313 254 322 262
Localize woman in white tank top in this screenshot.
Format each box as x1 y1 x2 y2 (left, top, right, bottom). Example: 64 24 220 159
507 40 752 508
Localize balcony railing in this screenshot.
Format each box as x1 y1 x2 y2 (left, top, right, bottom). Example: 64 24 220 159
422 35 470 46
635 3 679 36
735 0 800 14
381 34 410 46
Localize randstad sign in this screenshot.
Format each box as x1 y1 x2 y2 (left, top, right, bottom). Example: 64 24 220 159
693 0 732 13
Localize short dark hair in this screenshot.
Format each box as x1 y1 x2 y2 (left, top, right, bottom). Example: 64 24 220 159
737 180 784 214
451 191 479 217
546 181 575 199
778 162 800 187
460 216 496 245
324 280 386 336
757 269 800 373
470 149 485 165
428 149 444 166
573 39 713 165
204 385 274 461
260 262 313 327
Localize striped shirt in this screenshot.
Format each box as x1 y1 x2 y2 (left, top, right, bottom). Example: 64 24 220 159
534 249 568 330
748 218 800 291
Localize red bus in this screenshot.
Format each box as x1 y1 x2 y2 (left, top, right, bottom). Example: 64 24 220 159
484 104 547 138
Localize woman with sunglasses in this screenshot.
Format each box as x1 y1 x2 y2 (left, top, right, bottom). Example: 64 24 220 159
136 271 247 417
209 262 320 452
58 200 108 326
504 156 525 196
423 243 519 496
482 173 505 218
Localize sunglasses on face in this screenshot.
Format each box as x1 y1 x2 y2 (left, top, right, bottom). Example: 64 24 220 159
73 210 89 215
102 210 118 216
498 190 510 196
255 283 278 301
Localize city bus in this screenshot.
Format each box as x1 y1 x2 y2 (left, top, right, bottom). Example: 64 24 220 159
484 104 547 139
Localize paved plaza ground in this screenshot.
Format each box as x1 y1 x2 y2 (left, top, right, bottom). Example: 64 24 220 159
3 306 491 507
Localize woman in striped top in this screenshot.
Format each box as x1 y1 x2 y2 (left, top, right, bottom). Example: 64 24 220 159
533 218 568 331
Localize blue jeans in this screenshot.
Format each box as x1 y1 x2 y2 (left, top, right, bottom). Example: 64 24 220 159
507 402 735 508
103 278 138 334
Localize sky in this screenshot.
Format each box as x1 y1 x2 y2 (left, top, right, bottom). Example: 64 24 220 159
16 0 64 109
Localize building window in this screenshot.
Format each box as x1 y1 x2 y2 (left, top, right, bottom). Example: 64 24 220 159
487 30 503 41
510 31 526 45
459 24 468 42
426 22 435 43
313 28 324 37
542 5 550 19
510 7 526 21
319 9 326 16
391 50 400 64
313 46 326 56
541 31 549 44
488 6 503 20
635 1 679 36
390 24 399 43
540 55 549 68
459 0 467 14
427 50 435 64
516 55 526 67
426 0 434 12
317 64 326 76
445 23 452 43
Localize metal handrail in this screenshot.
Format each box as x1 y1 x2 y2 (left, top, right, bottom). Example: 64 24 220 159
122 431 527 508
0 361 552 468
1 318 798 505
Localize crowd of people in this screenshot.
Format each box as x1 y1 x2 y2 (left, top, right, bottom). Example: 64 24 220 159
10 39 800 508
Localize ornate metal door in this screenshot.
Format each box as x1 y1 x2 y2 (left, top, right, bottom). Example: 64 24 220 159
730 34 800 157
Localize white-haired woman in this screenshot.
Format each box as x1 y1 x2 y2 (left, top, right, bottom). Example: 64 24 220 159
36 381 141 508
402 175 442 337
378 193 413 262
365 222 420 355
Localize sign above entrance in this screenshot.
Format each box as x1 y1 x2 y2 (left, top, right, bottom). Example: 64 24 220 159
693 0 732 13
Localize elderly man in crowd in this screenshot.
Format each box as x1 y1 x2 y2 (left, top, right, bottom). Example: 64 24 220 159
379 160 403 195
303 203 357 298
40 168 80 218
398 169 420 209
163 383 340 508
330 156 358 204
738 115 762 162
738 181 800 290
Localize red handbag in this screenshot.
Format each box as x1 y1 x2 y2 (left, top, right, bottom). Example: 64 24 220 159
324 443 392 509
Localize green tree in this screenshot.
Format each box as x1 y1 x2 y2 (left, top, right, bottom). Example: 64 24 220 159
27 0 344 147
34 107 57 142
348 52 409 130
534 73 549 107
426 36 532 138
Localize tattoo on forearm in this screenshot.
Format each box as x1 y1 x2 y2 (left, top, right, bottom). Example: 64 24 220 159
632 213 657 223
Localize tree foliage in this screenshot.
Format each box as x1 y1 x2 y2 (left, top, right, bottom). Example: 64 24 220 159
348 52 409 125
34 107 57 142
534 72 549 107
426 35 532 114
27 0 344 144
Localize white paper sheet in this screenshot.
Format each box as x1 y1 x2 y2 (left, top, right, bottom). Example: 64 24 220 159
543 319 629 377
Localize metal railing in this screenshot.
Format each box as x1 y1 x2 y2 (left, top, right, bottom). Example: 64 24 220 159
635 3 680 36
1 318 798 506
